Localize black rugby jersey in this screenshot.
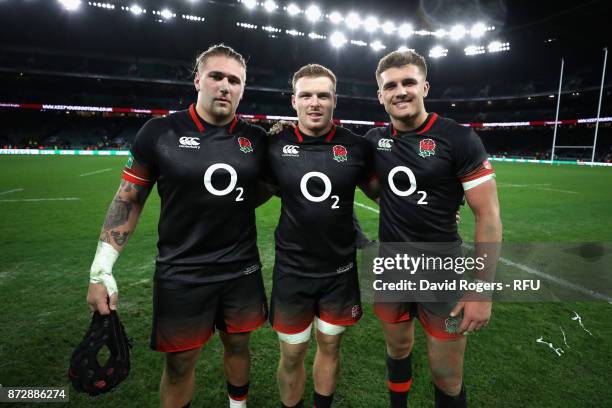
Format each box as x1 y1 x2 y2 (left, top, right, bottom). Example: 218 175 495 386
365 113 494 243
123 104 266 284
267 125 372 278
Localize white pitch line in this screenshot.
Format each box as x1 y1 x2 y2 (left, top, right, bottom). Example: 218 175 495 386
498 183 551 187
354 199 612 302
354 201 379 213
0 197 80 202
0 188 24 196
497 184 577 194
536 187 578 195
127 278 151 287
80 168 112 177
498 256 612 302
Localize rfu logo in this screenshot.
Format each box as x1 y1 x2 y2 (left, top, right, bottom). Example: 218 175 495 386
179 136 200 149
282 145 300 157
377 138 393 151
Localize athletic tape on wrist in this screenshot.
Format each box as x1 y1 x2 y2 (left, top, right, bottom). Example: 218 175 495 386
90 241 119 297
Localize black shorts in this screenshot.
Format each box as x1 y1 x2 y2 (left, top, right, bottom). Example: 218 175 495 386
270 270 362 334
374 302 463 340
151 270 268 352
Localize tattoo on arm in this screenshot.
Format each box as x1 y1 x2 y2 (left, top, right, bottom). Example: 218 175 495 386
103 198 133 230
100 230 111 243
120 179 151 205
111 230 130 246
121 180 133 193
135 184 150 205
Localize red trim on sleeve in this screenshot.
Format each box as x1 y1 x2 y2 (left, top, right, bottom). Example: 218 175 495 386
459 165 495 183
388 379 413 393
460 168 494 183
188 104 205 132
122 170 152 186
416 112 438 135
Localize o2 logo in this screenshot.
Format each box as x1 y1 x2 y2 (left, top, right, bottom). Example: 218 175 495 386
300 171 339 209
387 166 428 204
203 163 244 201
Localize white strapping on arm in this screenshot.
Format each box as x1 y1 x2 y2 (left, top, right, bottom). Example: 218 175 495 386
462 173 495 191
90 241 119 297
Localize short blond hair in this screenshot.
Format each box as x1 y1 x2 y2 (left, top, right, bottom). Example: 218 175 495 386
194 44 246 73
376 50 427 85
292 64 337 93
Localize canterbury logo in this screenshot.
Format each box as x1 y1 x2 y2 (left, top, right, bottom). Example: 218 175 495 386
378 138 393 150
282 145 300 157
179 136 200 149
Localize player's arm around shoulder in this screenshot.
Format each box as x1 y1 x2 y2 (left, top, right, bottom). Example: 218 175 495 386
358 129 381 203
359 177 380 204
87 159 154 315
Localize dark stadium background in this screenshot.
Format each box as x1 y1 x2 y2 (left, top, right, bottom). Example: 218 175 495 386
1 1 611 407
0 0 610 160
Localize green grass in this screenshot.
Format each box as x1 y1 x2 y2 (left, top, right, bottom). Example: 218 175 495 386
1 157 611 407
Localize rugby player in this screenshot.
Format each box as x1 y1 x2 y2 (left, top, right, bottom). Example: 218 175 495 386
365 51 502 407
86 44 268 408
264 64 376 408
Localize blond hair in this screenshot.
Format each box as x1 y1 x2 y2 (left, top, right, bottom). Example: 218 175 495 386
292 64 337 93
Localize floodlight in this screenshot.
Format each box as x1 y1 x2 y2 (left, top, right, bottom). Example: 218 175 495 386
470 22 487 38
129 4 144 15
242 0 257 10
487 41 510 52
381 21 395 34
464 45 485 55
305 5 322 22
433 28 446 38
363 16 379 33
449 24 466 40
345 12 361 29
262 26 281 33
237 22 257 29
263 0 277 12
328 11 343 24
89 2 114 9
286 4 300 16
330 31 347 48
370 40 385 51
429 46 448 58
160 8 174 19
58 0 81 11
397 23 413 38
